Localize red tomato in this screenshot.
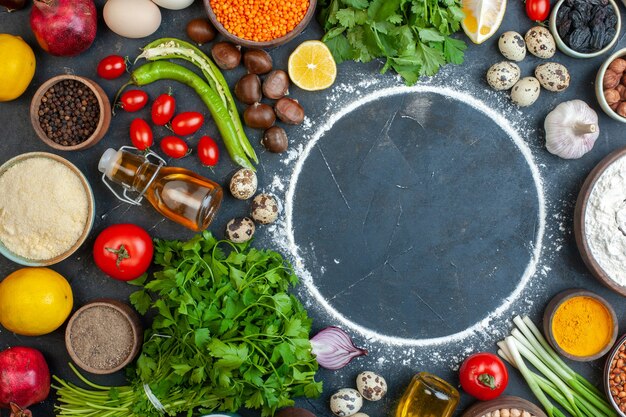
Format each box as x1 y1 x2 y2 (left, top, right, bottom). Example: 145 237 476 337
459 353 508 401
197 135 219 166
526 0 550 21
119 90 149 112
93 224 154 281
171 112 204 136
160 136 188 159
97 55 126 80
130 118 153 150
152 93 176 126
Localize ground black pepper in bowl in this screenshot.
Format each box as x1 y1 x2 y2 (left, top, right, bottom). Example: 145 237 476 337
38 79 100 147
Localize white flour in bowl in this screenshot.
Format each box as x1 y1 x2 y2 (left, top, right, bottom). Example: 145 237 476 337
585 154 626 285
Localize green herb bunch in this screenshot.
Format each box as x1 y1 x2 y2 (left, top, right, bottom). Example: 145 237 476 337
319 0 467 85
54 232 322 417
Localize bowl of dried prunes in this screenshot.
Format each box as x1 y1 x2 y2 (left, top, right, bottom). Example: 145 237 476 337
550 0 621 58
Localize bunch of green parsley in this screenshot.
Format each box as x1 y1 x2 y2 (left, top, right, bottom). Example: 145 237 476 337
319 0 467 84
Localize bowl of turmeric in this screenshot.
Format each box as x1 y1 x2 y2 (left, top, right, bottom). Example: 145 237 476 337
543 289 617 362
203 0 317 48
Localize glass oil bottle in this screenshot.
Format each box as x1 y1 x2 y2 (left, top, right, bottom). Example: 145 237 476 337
98 147 223 231
395 372 460 417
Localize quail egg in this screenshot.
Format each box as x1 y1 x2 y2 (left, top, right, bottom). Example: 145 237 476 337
498 31 526 61
330 388 363 417
251 193 279 224
225 217 255 243
356 371 387 401
525 26 556 59
229 169 257 200
511 77 541 107
486 62 521 91
534 62 570 92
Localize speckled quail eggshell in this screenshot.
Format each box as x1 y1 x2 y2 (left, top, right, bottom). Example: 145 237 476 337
104 0 162 39
486 62 520 91
356 371 387 401
534 62 570 92
251 193 279 224
330 388 363 417
225 217 255 243
525 26 556 59
511 77 541 107
498 31 526 61
229 169 257 200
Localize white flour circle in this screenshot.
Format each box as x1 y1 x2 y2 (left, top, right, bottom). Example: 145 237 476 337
285 85 546 347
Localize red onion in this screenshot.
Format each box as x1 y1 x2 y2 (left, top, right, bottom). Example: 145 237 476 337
310 326 367 370
30 0 97 57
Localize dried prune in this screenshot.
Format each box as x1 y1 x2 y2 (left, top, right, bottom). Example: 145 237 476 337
568 27 592 50
557 5 571 21
571 10 586 28
558 19 572 39
591 24 606 50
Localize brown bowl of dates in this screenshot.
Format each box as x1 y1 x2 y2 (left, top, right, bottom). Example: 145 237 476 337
549 0 621 59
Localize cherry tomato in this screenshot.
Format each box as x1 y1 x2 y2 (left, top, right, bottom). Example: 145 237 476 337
171 112 204 136
97 55 126 80
459 352 508 401
130 118 153 150
93 224 154 281
160 136 188 159
152 93 176 126
197 135 219 166
526 0 550 21
119 90 148 112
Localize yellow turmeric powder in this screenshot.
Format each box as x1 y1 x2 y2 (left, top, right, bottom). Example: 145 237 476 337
551 296 613 357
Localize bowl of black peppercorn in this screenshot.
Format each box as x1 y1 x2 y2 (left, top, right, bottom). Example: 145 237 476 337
549 0 621 59
30 75 111 151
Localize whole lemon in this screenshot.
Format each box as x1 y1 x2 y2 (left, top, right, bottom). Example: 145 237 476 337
0 267 73 336
0 34 36 102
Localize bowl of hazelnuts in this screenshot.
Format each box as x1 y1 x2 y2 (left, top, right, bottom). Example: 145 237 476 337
597 48 626 122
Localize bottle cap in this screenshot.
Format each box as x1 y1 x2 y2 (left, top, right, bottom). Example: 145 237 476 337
98 148 120 178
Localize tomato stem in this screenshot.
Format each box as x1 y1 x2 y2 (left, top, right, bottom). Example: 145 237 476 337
478 373 497 390
105 244 130 268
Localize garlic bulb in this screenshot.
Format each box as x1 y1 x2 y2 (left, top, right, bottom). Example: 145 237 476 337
545 100 600 159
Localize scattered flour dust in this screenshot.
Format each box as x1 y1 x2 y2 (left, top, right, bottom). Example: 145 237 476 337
263 67 553 367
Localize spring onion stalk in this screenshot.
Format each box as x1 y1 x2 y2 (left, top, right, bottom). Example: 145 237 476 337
500 317 618 417
505 337 567 417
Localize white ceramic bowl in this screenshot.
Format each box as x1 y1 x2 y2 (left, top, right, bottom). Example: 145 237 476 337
549 0 621 58
0 152 95 266
596 48 626 123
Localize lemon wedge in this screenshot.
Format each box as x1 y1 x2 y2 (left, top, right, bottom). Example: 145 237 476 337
461 0 507 44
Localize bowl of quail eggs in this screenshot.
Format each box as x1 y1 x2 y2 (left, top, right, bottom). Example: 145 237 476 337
487 28 570 107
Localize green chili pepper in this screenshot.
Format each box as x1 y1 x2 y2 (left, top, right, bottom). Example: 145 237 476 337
136 38 258 164
120 61 254 171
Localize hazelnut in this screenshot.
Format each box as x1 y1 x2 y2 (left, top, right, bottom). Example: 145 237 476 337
609 58 626 75
611 102 620 111
604 70 621 89
617 102 626 117
605 89 621 105
618 85 626 100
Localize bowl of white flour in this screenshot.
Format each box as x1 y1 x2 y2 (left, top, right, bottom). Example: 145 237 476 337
0 152 95 266
575 146 626 295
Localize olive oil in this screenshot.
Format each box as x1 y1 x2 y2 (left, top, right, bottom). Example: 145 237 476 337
395 372 459 417
98 148 223 231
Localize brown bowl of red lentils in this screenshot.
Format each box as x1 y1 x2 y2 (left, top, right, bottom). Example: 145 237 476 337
30 74 111 151
203 0 316 48
605 334 626 415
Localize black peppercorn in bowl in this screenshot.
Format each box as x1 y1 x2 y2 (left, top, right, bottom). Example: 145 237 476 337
30 75 111 151
549 0 621 59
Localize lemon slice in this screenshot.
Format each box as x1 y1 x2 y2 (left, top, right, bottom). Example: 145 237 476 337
461 0 507 44
288 40 337 91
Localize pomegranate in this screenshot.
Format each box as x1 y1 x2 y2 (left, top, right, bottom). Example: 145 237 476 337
0 347 50 415
30 0 97 56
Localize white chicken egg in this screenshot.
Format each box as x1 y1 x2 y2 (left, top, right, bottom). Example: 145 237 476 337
498 31 526 61
151 0 195 10
104 0 162 39
511 77 541 107
330 388 363 417
525 26 556 59
486 61 520 91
